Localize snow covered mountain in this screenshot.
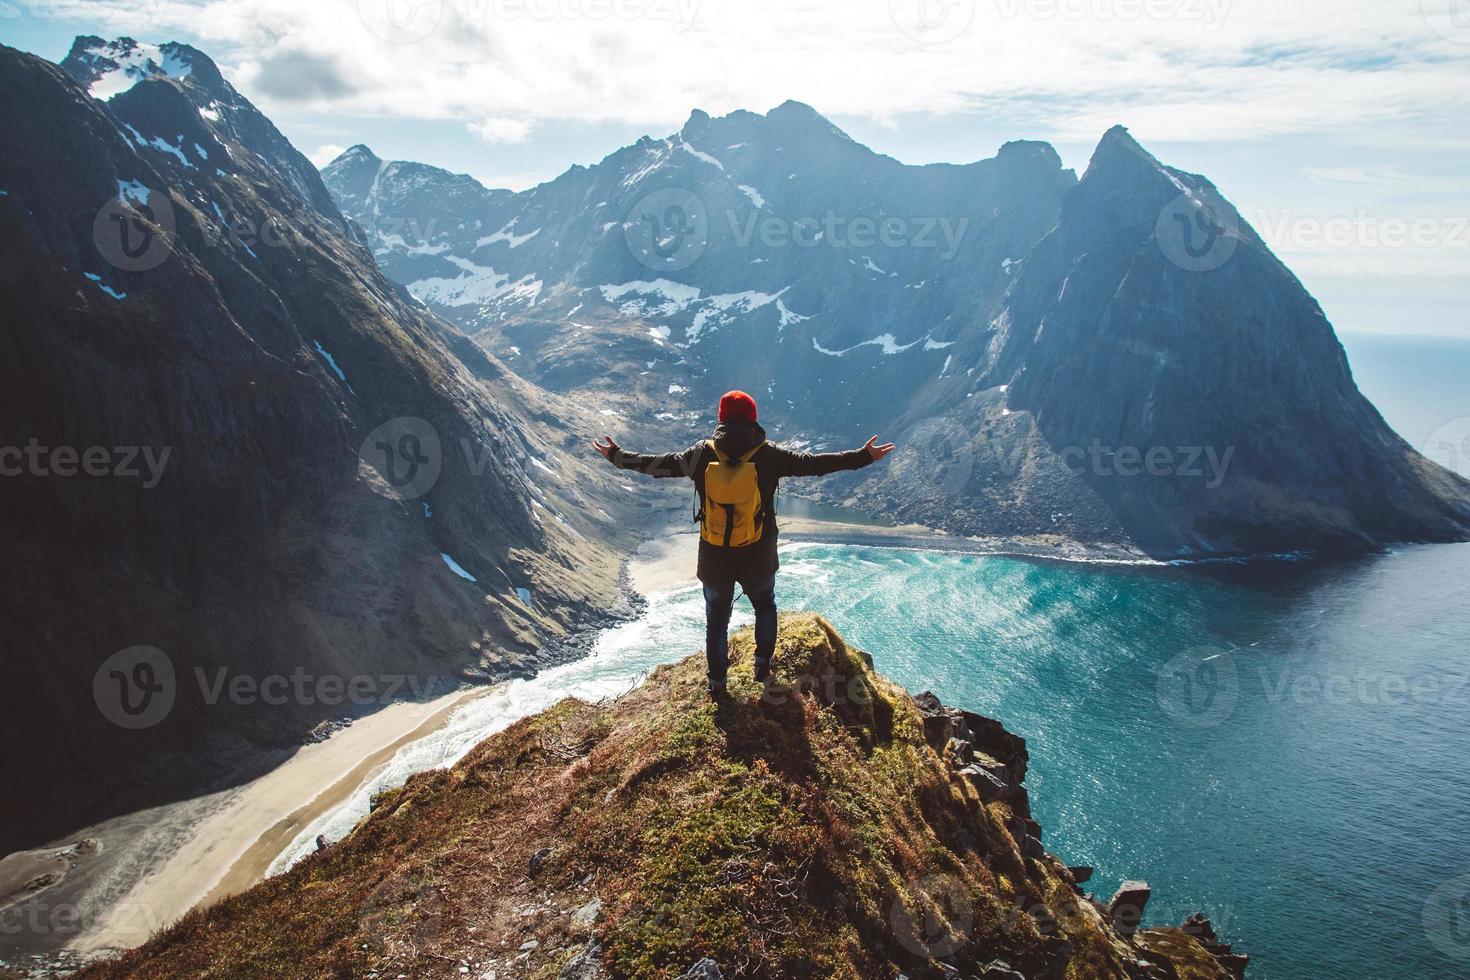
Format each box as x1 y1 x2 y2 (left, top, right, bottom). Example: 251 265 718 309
324 106 1470 558
322 105 1073 430
0 37 631 853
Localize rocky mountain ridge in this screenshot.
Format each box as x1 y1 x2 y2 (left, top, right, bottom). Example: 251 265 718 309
324 105 1470 559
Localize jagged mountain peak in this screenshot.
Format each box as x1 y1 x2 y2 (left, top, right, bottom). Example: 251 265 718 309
334 143 380 165
60 34 340 217
61 34 224 101
680 107 711 136
764 97 853 141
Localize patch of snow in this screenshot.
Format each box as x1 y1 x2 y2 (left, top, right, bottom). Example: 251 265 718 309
86 40 192 100
312 340 347 383
441 553 477 583
737 184 767 208
515 586 533 604
199 103 221 122
621 139 672 189
116 179 150 206
532 458 557 476
923 338 955 350
677 140 726 172
409 257 542 308
812 333 922 357
476 222 539 248
83 272 126 300
776 298 811 327
687 288 785 343
941 354 953 375
669 384 688 395
860 255 885 274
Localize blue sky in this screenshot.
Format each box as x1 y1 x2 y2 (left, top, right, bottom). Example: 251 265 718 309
3 0 1468 337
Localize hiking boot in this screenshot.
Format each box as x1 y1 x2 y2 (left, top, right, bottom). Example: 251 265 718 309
753 660 771 683
707 677 728 698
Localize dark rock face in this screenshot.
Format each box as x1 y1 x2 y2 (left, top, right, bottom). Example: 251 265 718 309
0 40 627 852
325 107 1470 558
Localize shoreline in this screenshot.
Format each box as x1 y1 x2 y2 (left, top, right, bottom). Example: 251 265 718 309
626 515 1168 594
64 686 489 956
14 514 1298 967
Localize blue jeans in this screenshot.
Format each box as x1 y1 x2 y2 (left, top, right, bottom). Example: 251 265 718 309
703 575 776 684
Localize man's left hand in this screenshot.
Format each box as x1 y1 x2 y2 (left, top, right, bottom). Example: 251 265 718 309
864 436 896 461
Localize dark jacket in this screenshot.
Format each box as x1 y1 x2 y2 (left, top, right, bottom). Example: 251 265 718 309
609 421 874 584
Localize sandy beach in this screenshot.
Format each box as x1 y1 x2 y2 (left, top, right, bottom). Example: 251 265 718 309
64 686 488 956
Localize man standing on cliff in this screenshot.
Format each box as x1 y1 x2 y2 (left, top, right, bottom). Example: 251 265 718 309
594 390 895 695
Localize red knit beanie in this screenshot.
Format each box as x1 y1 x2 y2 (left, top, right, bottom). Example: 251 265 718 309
717 390 758 424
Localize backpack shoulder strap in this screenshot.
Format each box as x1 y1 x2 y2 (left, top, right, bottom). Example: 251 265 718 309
737 441 765 463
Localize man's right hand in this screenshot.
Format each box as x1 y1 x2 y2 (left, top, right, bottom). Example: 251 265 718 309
592 435 620 461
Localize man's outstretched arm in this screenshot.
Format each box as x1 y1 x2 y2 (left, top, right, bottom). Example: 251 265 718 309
593 435 700 479
772 435 896 478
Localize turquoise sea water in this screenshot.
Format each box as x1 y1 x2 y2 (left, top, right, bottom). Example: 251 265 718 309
753 542 1470 980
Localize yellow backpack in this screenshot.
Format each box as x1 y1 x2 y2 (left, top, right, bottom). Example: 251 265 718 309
698 439 766 547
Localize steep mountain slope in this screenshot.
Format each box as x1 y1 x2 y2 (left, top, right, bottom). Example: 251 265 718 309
83 616 1247 980
836 126 1470 555
0 39 630 854
325 111 1470 559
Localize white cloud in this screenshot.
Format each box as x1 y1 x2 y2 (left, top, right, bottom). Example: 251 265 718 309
64 0 1470 150
470 116 534 143
307 142 348 166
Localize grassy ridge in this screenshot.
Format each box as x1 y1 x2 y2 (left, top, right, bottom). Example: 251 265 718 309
86 615 1235 979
